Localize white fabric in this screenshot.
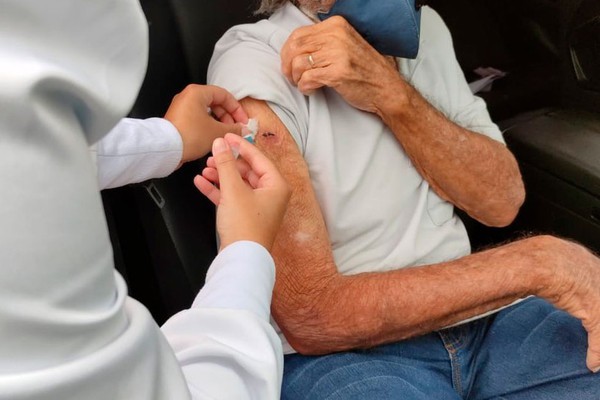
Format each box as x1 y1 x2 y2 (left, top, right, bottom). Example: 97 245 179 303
0 1 282 399
208 3 505 354
162 241 283 400
92 117 182 190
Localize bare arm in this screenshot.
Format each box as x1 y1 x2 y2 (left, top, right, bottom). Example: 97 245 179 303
240 98 600 373
374 79 525 227
281 16 524 227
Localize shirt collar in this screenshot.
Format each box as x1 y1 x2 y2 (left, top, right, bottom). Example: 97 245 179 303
270 2 316 33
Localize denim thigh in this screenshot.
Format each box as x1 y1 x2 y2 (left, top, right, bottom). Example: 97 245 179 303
282 332 460 400
282 297 600 399
471 297 599 400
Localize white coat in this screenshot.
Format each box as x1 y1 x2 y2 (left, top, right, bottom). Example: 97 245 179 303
0 1 282 398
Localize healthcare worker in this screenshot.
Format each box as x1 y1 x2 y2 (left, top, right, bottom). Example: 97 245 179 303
0 1 288 399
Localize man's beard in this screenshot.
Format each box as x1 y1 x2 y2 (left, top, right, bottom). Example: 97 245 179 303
298 0 334 14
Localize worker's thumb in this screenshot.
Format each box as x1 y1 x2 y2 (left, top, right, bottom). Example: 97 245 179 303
212 137 243 193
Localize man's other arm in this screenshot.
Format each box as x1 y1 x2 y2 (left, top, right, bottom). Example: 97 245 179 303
281 15 524 227
375 77 524 227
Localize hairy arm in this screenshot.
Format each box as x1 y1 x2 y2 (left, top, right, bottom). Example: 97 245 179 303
240 98 560 355
373 78 525 227
282 15 525 227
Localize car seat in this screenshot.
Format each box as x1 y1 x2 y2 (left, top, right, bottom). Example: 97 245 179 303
501 0 600 253
428 0 600 252
427 0 562 122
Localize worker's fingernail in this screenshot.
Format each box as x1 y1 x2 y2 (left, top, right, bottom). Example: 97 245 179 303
593 366 600 374
213 138 227 154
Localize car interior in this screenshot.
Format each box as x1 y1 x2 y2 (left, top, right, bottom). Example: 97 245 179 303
102 0 600 325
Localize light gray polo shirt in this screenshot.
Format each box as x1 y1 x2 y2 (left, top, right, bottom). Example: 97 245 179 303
209 3 505 353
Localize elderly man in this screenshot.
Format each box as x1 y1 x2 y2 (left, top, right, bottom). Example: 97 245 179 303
207 0 600 398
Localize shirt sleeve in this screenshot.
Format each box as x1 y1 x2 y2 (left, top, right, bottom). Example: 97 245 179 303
208 23 309 152
92 117 183 190
161 241 283 400
403 7 505 144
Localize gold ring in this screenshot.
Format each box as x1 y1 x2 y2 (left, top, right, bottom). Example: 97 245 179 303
308 53 316 68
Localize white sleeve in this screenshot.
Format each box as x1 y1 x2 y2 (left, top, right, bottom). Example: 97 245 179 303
92 117 183 190
161 241 283 400
0 1 190 399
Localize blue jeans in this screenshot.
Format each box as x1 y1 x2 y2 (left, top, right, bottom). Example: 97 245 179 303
282 298 599 399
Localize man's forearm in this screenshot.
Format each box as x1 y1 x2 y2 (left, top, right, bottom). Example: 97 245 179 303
284 237 548 354
375 78 525 227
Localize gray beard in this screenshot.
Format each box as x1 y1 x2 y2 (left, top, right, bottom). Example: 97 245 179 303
297 0 332 14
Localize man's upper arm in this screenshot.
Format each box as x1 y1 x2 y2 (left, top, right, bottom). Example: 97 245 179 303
238 98 339 341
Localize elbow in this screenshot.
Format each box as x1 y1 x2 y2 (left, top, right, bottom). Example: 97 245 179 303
285 331 329 356
274 298 340 356
284 320 354 356
484 210 518 228
284 307 388 356
481 183 526 228
477 151 526 227
272 276 350 356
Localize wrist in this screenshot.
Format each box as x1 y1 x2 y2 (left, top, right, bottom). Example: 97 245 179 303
159 117 185 163
374 78 413 126
524 235 569 301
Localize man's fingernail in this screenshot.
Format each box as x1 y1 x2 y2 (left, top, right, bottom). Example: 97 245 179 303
213 138 227 154
593 366 600 374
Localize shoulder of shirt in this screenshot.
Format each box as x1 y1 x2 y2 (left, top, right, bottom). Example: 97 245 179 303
417 6 455 57
215 18 283 56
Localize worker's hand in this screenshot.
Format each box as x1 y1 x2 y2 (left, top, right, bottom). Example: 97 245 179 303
164 84 248 164
280 16 401 115
535 236 600 373
194 133 291 252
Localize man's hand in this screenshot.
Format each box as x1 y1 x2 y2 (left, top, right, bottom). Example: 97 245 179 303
281 16 401 114
194 133 291 252
536 236 600 372
164 84 249 164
